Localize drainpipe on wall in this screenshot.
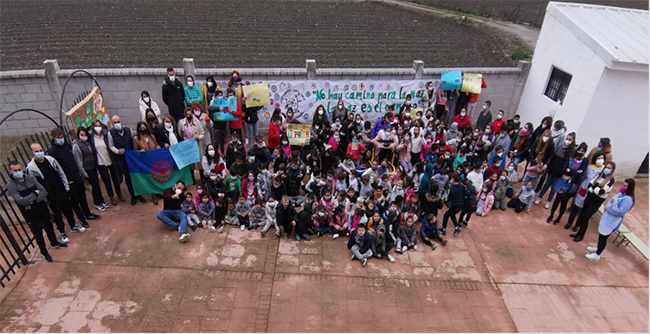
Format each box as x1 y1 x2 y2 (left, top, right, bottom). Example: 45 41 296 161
43 59 63 116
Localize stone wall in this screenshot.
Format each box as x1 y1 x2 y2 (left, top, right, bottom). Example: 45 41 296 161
0 59 530 136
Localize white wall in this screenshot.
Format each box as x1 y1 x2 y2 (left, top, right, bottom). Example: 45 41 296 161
517 12 608 130
578 68 649 177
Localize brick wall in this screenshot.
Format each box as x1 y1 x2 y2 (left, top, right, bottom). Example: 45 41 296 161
0 62 529 136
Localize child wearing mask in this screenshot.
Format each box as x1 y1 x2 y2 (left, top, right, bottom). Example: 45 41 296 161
210 197 227 233
235 195 252 231
492 172 510 211
371 224 396 263
198 193 215 228
421 213 447 250
250 199 267 229
397 215 418 253
508 180 536 213
182 192 200 230
261 197 281 237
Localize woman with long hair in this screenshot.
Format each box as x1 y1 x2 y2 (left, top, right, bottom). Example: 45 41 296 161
585 178 635 261
139 90 161 122
564 152 607 230
570 161 616 242
133 121 159 203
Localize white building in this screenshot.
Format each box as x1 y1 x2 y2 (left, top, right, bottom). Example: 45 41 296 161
517 2 649 177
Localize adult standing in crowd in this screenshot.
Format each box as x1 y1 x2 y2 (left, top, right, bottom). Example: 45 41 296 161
244 104 262 150
48 127 100 223
565 152 606 230
27 142 84 244
133 121 160 204
570 161 616 242
228 71 246 142
184 75 204 109
475 100 492 131
156 181 191 243
190 102 212 152
110 115 146 205
162 67 185 121
158 115 179 148
586 178 635 261
73 127 109 212
208 89 228 155
178 107 205 181
587 137 614 164
139 90 161 122
7 161 67 262
202 76 218 112
536 124 574 208
89 120 122 206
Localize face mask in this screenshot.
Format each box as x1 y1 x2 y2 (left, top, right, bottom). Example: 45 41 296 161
164 122 172 129
147 116 156 122
444 154 450 159
426 138 432 143
54 138 65 146
565 140 572 146
334 136 340 141
497 115 503 120
187 81 194 87
210 175 218 181
114 123 122 131
168 75 175 82
94 126 102 134
34 151 45 160
405 136 410 141
542 136 549 143
208 150 215 157
248 176 254 181
142 96 151 103
525 186 533 191
620 185 628 193
194 110 202 116
175 188 183 195
318 109 324 115
232 76 240 83
500 176 506 181
497 152 503 157
79 135 88 141
508 166 515 172
186 115 193 120
595 159 604 167
338 105 343 109
482 105 487 110
12 171 24 179
460 112 466 117
428 86 433 91
356 120 362 124
318 212 325 217
139 128 147 134
485 130 491 134
207 81 214 87
196 189 203 195
282 141 289 146
603 168 612 175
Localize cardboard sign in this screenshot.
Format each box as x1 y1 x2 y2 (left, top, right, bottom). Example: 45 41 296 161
242 82 271 107
461 73 483 94
286 124 311 145
65 87 110 132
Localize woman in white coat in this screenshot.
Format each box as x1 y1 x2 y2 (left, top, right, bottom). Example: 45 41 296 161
139 90 161 122
585 178 635 261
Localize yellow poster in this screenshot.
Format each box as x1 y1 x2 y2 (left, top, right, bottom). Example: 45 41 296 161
286 124 312 145
461 73 483 94
242 82 271 107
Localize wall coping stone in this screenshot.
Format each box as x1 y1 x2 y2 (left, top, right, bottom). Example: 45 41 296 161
1 67 521 80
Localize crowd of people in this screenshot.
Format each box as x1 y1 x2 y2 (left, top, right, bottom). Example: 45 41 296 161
6 70 636 264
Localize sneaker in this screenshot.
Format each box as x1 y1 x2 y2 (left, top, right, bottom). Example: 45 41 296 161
453 227 461 236
441 228 446 236
387 254 395 263
210 225 217 233
295 234 301 241
544 201 551 209
345 232 350 237
317 232 323 237
413 245 418 251
52 243 67 249
351 254 356 260
70 226 86 233
585 253 600 261
361 258 367 267
217 225 224 233
179 233 190 243
586 246 598 253
401 246 408 252
302 234 312 241
240 225 245 231
431 243 437 251
332 234 340 240
534 197 542 205
101 202 110 210
95 204 106 212
86 214 100 220
61 233 70 244
247 225 254 230
462 220 468 227
190 224 197 232
261 230 267 237
42 254 53 262
275 231 281 238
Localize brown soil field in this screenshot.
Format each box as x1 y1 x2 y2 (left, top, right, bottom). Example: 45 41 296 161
406 0 648 26
0 0 519 70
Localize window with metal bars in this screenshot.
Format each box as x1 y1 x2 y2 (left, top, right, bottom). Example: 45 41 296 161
544 67 572 104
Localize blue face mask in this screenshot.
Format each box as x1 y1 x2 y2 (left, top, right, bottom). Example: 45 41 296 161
12 171 24 179
114 123 123 131
603 168 612 175
525 185 533 191
34 152 45 160
54 138 65 146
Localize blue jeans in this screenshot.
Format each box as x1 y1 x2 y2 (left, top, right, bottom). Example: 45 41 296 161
157 209 188 235
316 226 330 234
538 174 559 203
522 175 538 189
245 122 258 149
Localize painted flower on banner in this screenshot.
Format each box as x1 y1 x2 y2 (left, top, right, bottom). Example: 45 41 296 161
333 85 339 92
274 93 280 100
271 85 277 92
310 82 317 89
305 91 311 98
325 82 331 88
359 83 365 90
351 84 358 91
418 82 424 88
280 82 287 90
344 85 349 91
369 84 375 91
264 112 271 120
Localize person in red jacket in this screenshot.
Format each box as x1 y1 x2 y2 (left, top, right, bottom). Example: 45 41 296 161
228 88 244 141
467 78 488 120
450 108 472 132
268 116 282 150
492 110 506 134
346 134 366 163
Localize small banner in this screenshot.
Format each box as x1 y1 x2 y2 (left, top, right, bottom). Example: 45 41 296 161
441 71 462 91
242 82 271 107
461 73 483 94
169 139 201 169
124 148 193 196
210 96 239 122
65 87 110 133
286 124 312 145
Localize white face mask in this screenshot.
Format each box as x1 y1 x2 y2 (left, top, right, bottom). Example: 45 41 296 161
207 81 214 87
282 141 289 146
595 159 605 167
194 110 202 116
338 105 343 109
168 75 175 82
93 126 102 134
143 97 150 103
187 81 194 87
497 114 503 120
164 122 173 129
482 105 487 110
318 109 324 115
542 136 549 143
175 188 182 195
565 140 572 146
208 150 215 157
210 175 218 181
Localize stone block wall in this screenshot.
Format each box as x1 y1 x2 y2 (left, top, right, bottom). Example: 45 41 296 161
0 60 529 136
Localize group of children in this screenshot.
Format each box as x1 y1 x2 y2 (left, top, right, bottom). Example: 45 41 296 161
181 96 616 266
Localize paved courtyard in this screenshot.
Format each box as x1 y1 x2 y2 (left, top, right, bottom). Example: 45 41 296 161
0 180 648 333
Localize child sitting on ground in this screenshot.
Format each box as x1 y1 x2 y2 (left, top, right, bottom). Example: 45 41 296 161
371 224 395 263
182 192 200 231
261 197 281 237
235 195 251 231
420 213 447 250
198 193 215 228
210 197 227 233
224 199 239 227
397 215 418 253
250 198 267 229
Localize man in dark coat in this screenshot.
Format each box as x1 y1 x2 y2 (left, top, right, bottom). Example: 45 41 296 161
162 67 186 121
